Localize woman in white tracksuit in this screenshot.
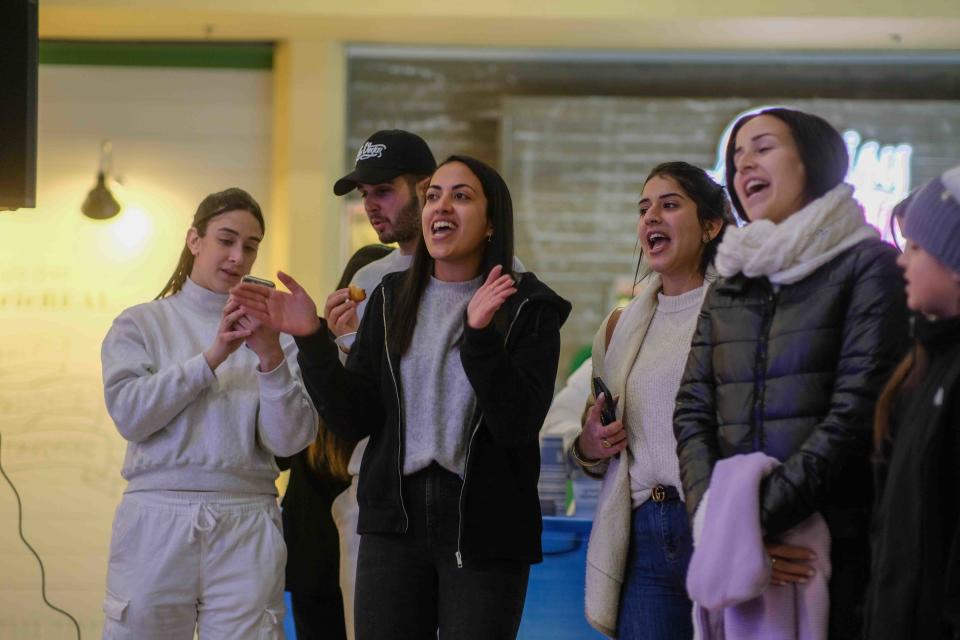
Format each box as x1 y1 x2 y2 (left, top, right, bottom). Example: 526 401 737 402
99 188 318 639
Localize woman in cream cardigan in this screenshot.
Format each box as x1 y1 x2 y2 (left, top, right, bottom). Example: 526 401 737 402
573 162 733 639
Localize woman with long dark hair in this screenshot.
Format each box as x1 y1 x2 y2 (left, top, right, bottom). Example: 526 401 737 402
234 156 571 639
673 108 909 638
277 243 393 640
575 162 733 639
100 188 318 638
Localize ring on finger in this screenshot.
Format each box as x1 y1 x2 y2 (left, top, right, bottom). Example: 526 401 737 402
602 438 611 448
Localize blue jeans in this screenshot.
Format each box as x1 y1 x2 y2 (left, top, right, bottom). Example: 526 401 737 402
354 464 529 640
617 496 694 640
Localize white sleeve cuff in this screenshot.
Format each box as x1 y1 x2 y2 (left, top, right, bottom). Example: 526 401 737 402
334 332 357 352
256 358 296 397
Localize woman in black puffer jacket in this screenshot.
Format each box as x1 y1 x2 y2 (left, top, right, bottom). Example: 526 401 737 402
673 108 909 639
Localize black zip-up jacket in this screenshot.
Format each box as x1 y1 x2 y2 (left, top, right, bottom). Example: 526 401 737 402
674 238 909 541
295 270 571 565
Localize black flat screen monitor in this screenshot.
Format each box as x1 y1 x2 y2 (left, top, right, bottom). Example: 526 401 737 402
0 0 39 210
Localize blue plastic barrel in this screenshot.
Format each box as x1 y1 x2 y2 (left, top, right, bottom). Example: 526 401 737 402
517 516 605 639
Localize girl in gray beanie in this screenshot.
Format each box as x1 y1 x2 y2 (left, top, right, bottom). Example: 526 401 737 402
899 165 960 315
865 164 960 640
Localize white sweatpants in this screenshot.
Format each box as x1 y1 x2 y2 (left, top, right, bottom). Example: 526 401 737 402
102 491 286 640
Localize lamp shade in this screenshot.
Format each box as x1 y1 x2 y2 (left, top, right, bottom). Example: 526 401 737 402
81 171 121 220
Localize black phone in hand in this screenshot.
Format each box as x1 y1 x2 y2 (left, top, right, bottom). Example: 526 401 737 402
592 376 617 425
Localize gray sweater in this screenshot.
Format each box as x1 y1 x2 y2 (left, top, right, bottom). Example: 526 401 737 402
400 275 482 476
101 277 318 495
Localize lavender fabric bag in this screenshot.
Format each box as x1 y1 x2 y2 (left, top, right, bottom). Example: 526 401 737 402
686 452 832 640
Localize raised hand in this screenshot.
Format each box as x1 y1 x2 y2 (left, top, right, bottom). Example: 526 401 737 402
231 271 322 337
204 299 254 371
323 288 359 338
577 393 627 460
467 265 517 330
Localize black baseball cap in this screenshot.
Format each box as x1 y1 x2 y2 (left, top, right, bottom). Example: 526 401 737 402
333 130 437 196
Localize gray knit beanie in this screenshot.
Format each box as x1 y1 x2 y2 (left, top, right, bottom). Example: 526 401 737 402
904 165 960 272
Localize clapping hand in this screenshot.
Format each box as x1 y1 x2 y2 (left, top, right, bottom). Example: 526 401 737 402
466 265 517 330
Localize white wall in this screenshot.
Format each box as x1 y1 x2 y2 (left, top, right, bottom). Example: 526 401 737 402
0 64 272 638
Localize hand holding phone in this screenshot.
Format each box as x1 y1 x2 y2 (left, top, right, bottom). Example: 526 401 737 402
235 275 283 369
232 270 322 337
235 274 274 330
592 377 617 425
574 375 625 463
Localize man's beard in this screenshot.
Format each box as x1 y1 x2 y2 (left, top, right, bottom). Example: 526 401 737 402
377 196 421 246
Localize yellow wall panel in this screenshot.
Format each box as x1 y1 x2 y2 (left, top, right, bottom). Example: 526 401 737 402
0 64 274 638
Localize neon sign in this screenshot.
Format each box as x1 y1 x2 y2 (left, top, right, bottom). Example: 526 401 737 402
710 106 912 246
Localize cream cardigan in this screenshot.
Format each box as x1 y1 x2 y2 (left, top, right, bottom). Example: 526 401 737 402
583 275 660 638
582 272 710 637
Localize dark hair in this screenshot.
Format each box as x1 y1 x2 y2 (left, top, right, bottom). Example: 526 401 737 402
399 173 433 228
389 155 515 354
307 243 393 481
156 188 265 299
640 161 735 279
401 173 432 197
873 341 928 462
724 108 848 221
889 188 918 251
338 244 395 290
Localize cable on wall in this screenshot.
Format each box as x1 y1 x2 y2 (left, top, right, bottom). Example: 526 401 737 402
0 432 82 639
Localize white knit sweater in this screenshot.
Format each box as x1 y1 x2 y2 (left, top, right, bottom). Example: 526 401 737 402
626 285 705 508
101 278 319 495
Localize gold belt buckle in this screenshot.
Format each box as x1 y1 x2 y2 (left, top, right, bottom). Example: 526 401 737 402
652 485 667 503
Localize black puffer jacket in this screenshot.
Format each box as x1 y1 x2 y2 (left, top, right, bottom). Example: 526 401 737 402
295 270 571 565
674 238 909 540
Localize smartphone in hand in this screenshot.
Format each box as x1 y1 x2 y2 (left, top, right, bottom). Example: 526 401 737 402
241 274 276 289
592 376 617 425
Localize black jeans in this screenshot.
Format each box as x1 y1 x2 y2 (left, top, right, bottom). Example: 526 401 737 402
354 464 530 640
289 590 347 640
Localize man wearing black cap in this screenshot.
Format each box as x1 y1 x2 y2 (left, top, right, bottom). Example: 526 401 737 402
324 129 437 344
322 129 436 640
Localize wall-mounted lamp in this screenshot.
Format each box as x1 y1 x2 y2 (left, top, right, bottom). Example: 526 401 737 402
81 140 121 220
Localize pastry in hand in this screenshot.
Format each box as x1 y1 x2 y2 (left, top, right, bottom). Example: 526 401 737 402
347 285 366 302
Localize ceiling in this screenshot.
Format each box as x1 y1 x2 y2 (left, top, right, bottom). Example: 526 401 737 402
39 0 960 51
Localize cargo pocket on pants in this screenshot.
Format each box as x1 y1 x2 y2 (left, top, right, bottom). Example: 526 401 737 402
102 591 130 638
258 607 283 640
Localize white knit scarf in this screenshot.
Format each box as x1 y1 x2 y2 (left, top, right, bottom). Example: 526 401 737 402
715 183 879 285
